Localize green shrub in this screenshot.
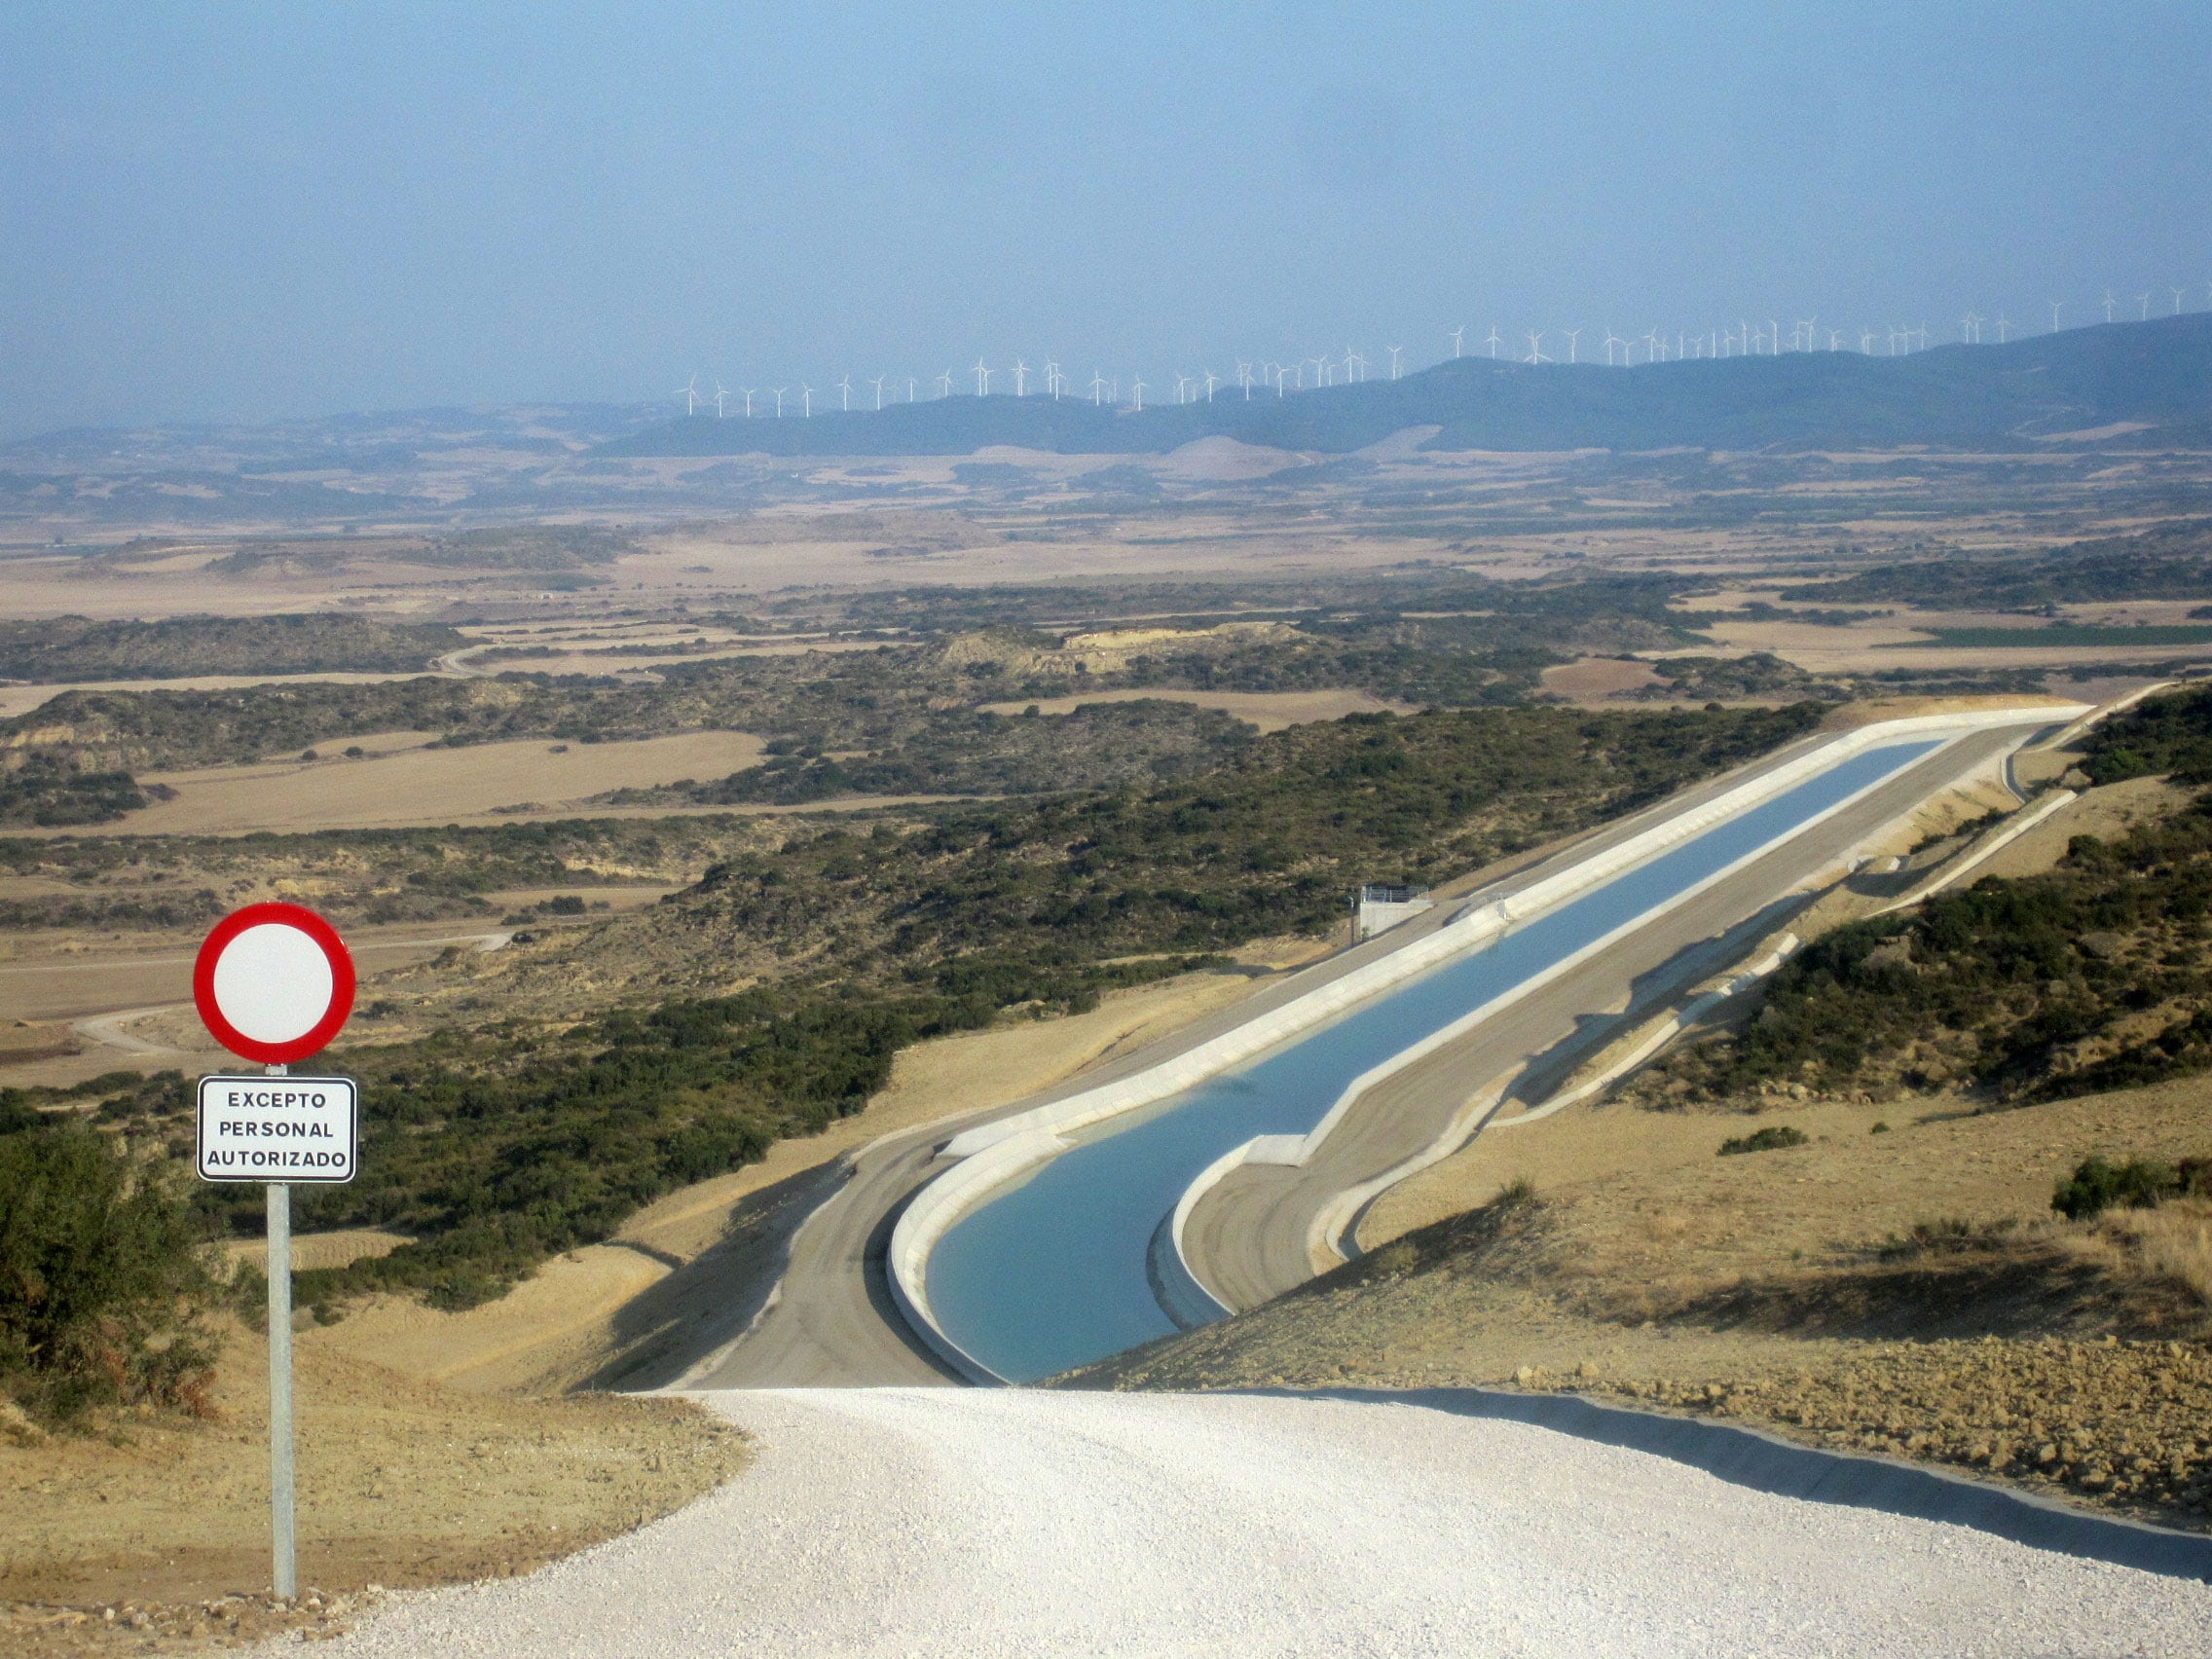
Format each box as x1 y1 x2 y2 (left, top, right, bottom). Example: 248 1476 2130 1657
0 1123 220 1421
1718 1124 1810 1157
2050 1153 2208 1220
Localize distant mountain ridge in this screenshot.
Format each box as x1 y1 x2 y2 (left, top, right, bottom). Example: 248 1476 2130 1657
597 314 2212 460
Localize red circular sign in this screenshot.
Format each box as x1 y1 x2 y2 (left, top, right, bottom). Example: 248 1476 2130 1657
193 903 356 1065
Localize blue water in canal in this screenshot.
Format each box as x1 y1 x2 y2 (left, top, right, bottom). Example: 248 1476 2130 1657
928 741 1941 1381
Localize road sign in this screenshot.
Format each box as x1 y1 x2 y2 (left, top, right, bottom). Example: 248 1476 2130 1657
193 903 355 1066
191 903 359 1601
196 1075 358 1184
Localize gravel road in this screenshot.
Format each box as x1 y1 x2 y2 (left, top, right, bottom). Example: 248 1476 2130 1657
279 1389 2212 1658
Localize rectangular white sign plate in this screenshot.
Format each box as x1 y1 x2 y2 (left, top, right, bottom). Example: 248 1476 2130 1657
197 1075 359 1184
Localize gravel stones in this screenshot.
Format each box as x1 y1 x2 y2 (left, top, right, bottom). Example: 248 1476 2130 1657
250 1389 2212 1659
1565 1336 2212 1523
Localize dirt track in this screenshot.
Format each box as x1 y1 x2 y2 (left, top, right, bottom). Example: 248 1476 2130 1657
249 1389 2212 1659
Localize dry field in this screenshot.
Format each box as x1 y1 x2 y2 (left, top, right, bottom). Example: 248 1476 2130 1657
1362 1072 2212 1274
457 639 891 678
0 922 521 1051
1537 657 1664 700
45 733 767 837
977 686 1416 732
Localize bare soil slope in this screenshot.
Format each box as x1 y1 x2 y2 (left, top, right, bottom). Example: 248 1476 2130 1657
0 1326 749 1655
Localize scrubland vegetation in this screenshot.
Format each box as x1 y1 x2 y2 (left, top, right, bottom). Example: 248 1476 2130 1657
0 1110 218 1423
1634 685 2212 1109
0 556 2065 827
1783 520 2212 610
7 699 1818 1309
0 614 464 682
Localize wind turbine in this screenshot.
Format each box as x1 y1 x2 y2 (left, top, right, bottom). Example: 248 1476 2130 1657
870 376 886 410
973 357 990 395
1013 359 1028 396
906 378 918 402
1960 313 1981 344
713 382 728 418
1525 331 1551 364
1173 372 1192 404
1130 377 1146 411
1827 328 1843 350
937 370 954 397
2049 300 2063 332
1046 360 1061 398
2137 293 2152 321
1203 369 1219 402
771 387 787 417
1236 360 1254 399
836 375 853 412
675 374 700 416
1386 346 1403 380
2174 288 2188 316
799 384 813 417
1484 325 1501 358
741 387 756 418
1859 329 1874 353
1449 325 1465 358
1641 329 1662 363
1994 316 2009 343
2102 290 2117 323
1088 370 1105 405
1604 329 1625 366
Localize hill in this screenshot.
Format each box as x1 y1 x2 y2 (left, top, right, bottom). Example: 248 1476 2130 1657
596 314 2212 461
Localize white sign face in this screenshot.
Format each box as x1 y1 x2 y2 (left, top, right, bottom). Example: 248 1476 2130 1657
196 1075 358 1184
210 923 338 1047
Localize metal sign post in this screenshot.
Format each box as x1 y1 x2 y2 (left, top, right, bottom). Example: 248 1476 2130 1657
192 903 358 1603
266 1102 294 1601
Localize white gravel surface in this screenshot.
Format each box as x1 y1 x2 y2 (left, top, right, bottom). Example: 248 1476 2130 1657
285 1388 2212 1658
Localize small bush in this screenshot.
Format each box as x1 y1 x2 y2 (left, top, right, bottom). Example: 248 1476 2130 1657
1875 1215 2017 1261
0 1123 221 1421
1718 1124 1810 1157
2051 1153 2209 1220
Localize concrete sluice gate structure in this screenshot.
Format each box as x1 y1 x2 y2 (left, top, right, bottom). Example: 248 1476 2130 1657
892 710 2083 1383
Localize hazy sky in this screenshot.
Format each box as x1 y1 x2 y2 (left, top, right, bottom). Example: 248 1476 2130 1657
3 1 2206 437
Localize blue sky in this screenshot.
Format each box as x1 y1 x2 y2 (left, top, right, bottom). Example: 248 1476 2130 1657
2 1 2205 435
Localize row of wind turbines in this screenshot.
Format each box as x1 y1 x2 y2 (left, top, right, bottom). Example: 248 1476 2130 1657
671 281 2210 418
